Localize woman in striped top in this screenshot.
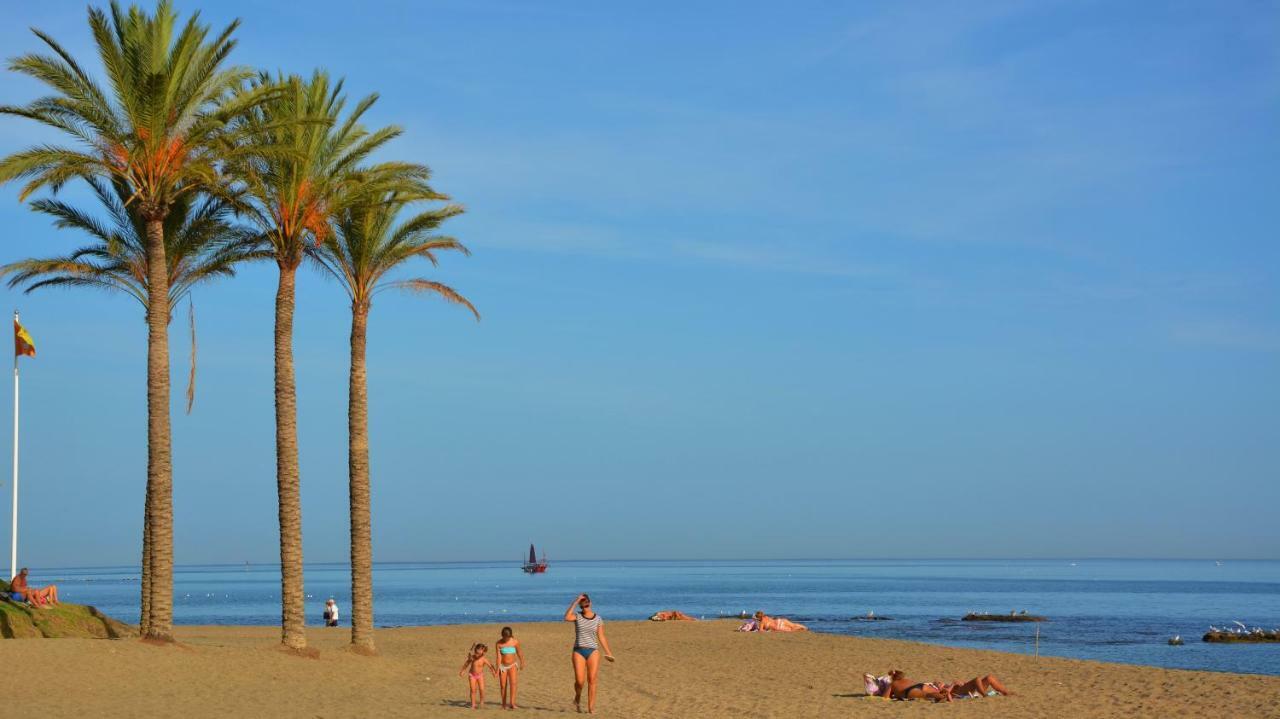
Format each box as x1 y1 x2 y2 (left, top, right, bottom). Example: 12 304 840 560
564 593 615 713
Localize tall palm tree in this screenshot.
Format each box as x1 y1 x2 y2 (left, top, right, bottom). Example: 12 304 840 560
1 177 252 633
233 71 433 650
315 192 477 652
0 0 270 641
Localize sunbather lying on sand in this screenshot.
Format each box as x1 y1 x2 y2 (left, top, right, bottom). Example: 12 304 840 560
753 611 807 632
873 670 1014 701
944 674 1014 698
649 610 697 621
885 670 952 702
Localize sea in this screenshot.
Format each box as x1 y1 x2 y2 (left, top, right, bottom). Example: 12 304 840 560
34 558 1280 676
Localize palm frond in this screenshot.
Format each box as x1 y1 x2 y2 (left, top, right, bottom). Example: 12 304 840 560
230 72 439 267
316 188 475 319
384 279 480 321
185 297 197 414
21 274 142 302
29 196 119 245
7 175 247 314
2 0 272 229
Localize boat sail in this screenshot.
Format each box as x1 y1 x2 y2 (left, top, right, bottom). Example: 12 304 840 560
522 543 548 573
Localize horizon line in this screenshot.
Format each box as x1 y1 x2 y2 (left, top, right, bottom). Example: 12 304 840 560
29 556 1277 571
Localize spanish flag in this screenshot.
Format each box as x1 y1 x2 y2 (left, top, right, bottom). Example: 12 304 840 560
14 318 35 358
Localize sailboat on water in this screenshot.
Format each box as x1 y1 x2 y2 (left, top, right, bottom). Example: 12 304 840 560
522 544 548 574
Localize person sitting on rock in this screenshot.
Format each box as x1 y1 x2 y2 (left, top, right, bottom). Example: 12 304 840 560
10 567 58 607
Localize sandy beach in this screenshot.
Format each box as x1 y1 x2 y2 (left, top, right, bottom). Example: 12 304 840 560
3 619 1277 718
3 5 1277 719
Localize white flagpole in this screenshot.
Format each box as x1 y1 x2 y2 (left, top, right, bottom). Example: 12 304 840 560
10 309 19 581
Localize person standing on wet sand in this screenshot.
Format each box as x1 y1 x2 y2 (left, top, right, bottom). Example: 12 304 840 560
564 593 615 714
323 598 340 627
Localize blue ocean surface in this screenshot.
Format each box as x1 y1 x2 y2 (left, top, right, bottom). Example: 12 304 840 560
33 559 1280 676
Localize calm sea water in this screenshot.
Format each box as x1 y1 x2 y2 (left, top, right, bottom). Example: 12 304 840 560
33 559 1280 676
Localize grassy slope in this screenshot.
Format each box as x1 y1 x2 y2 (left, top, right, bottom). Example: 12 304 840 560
0 579 135 639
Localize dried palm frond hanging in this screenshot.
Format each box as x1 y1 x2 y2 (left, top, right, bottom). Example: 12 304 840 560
186 297 197 414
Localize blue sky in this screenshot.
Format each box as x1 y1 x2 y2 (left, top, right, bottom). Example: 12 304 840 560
0 0 1276 566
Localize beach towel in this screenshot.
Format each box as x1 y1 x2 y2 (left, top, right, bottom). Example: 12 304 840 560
864 674 890 696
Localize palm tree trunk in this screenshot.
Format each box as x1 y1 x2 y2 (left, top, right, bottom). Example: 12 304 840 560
140 481 152 633
274 264 307 650
347 303 374 653
144 217 175 642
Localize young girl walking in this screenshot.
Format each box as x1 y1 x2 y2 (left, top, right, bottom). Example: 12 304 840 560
458 643 498 709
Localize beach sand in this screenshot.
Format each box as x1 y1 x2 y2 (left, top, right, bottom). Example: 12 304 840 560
3 620 1277 718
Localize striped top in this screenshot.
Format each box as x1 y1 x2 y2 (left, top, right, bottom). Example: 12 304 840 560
574 613 603 649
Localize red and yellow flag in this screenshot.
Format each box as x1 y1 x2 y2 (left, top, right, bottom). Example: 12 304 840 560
14 319 35 358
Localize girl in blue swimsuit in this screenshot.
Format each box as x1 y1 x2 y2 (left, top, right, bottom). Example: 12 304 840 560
495 626 525 710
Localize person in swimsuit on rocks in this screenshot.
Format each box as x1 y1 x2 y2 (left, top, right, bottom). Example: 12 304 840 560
10 568 57 607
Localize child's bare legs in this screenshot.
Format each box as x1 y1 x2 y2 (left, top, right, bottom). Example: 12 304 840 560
571 652 587 712
469 676 485 709
501 667 519 709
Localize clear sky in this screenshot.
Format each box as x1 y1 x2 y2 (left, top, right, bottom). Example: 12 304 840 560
0 1 1277 567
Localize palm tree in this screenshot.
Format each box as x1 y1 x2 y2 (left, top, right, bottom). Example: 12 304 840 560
232 71 433 650
1 179 252 624
315 192 477 652
0 0 270 641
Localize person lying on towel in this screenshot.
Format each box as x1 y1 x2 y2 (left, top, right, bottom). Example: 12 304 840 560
753 611 807 632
